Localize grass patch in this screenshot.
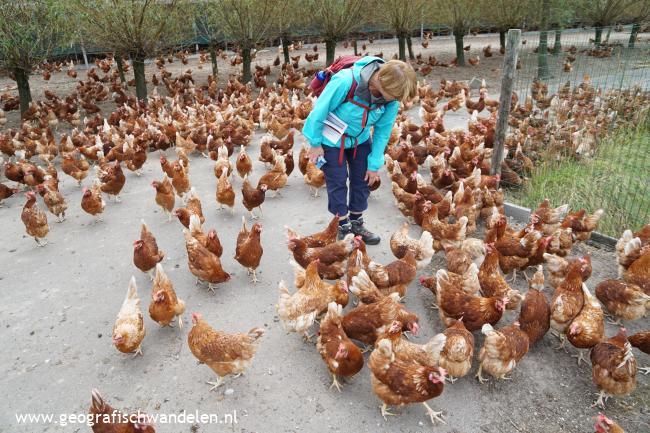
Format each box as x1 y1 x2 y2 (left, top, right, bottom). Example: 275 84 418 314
508 122 650 237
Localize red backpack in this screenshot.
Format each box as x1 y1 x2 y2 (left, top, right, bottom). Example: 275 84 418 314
309 55 361 99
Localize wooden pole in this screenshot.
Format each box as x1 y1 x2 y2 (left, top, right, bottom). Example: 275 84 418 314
491 28 521 177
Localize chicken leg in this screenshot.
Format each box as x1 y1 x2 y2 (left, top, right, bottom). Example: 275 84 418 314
178 315 183 330
422 402 446 425
571 349 590 366
476 364 488 384
132 346 143 357
639 366 650 375
250 269 259 283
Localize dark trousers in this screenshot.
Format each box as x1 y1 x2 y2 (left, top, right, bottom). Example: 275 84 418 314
321 138 371 217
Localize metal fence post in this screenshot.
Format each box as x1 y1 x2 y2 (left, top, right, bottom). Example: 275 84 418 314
491 28 521 177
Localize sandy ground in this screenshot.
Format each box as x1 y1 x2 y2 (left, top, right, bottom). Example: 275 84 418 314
1 32 649 433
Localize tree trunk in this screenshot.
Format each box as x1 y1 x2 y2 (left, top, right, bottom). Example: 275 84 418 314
454 32 465 66
604 26 611 44
281 35 291 64
352 38 358 56
397 34 406 61
325 39 336 66
594 26 603 47
14 68 32 116
115 54 126 84
553 30 562 55
499 30 506 52
406 35 414 60
629 23 640 48
209 45 219 78
80 42 90 69
242 46 252 83
537 0 550 80
132 57 147 101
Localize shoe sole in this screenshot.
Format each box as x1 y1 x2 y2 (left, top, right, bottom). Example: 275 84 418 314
363 238 380 246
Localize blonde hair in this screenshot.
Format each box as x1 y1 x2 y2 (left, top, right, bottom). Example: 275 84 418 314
377 60 417 102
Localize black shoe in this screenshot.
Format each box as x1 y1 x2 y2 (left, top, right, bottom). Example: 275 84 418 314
337 222 353 240
351 218 380 245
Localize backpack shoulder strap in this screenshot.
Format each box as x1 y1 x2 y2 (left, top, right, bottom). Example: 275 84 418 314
345 75 357 102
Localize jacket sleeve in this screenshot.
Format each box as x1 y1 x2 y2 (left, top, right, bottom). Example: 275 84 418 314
301 72 352 148
367 101 399 171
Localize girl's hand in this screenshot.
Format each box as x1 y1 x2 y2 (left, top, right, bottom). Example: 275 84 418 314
365 170 380 186
308 146 324 162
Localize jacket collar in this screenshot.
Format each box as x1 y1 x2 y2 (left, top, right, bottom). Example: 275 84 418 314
355 60 386 106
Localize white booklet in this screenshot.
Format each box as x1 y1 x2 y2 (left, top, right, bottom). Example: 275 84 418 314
322 112 348 144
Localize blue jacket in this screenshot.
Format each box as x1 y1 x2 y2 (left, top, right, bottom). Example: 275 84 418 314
302 56 399 172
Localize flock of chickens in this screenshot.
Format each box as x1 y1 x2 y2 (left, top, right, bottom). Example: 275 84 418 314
1 40 649 432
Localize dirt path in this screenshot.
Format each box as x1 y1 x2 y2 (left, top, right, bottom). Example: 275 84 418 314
1 32 649 433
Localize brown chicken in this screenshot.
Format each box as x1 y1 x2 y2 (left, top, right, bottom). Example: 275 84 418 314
288 232 354 267
89 388 155 433
590 328 637 408
133 220 165 279
112 277 145 356
435 270 508 331
622 246 650 294
189 214 223 257
97 161 126 202
532 199 569 235
518 266 550 346
561 209 604 242
568 284 604 365
0 183 19 205
550 259 588 348
242 175 267 220
342 292 419 346
171 160 190 199
286 215 340 248
234 217 263 282
439 318 474 381
369 338 447 424
183 229 230 291
389 222 436 269
628 331 650 374
81 179 105 222
595 279 649 322
317 302 364 391
258 151 287 197
366 249 417 290
216 171 235 214
188 312 264 389
277 260 349 339
235 145 252 179
21 191 49 246
479 244 523 310
377 320 447 370
151 175 175 221
304 160 325 197
185 187 205 224
36 182 67 222
61 152 90 185
148 263 185 329
594 413 625 433
544 254 592 289
477 322 529 383
420 263 480 296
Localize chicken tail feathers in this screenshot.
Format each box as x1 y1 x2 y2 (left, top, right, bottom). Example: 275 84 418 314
91 389 105 412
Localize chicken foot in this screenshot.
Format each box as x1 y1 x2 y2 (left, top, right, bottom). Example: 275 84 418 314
571 349 590 367
207 376 224 391
34 237 48 247
380 403 396 420
591 390 610 408
605 314 623 326
638 366 650 375
422 402 446 425
249 269 259 283
132 346 143 357
330 373 343 392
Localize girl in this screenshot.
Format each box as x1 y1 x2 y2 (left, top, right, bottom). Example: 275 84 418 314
302 57 417 245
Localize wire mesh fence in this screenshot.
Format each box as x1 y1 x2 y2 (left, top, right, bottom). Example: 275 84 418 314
502 23 650 238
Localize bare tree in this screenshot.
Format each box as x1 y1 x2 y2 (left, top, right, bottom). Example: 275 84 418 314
373 0 427 61
211 0 286 83
195 8 224 78
308 0 365 66
276 0 308 65
0 0 68 115
625 0 650 47
481 0 533 52
573 0 641 46
433 0 480 66
71 0 186 101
